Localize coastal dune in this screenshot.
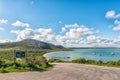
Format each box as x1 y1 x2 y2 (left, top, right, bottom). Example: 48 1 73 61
0 63 120 80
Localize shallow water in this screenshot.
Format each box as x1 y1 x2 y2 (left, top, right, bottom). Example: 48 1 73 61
45 49 120 62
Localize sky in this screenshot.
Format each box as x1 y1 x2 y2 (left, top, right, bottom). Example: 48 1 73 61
0 0 120 47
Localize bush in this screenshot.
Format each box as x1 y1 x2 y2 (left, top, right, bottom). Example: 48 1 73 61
4 61 14 68
0 60 5 68
0 56 51 73
48 58 64 63
72 58 86 64
0 67 7 73
106 61 116 66
98 60 103 64
86 59 98 64
116 60 120 66
35 56 47 66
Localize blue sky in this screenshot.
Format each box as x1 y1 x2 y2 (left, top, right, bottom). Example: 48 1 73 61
0 0 120 47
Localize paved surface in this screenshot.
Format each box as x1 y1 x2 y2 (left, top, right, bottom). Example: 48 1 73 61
0 63 120 80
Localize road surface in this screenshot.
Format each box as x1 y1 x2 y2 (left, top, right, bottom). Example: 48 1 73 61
0 63 120 80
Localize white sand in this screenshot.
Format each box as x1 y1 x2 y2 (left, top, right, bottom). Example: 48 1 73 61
43 51 71 60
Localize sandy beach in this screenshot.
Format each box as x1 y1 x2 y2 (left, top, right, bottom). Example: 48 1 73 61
43 51 56 60
0 63 120 80
43 51 71 60
43 52 54 58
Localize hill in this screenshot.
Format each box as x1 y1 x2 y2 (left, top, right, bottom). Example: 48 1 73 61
0 39 67 50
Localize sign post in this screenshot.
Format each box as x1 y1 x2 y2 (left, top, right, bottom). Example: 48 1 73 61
14 50 16 64
14 50 26 63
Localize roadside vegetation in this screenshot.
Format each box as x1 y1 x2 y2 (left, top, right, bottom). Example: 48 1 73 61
0 49 54 73
0 48 70 73
0 56 51 73
48 58 120 68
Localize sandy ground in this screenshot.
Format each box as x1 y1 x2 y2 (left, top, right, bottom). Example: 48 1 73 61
0 63 120 80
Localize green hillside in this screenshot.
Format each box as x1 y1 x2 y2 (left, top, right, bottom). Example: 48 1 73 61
0 39 66 50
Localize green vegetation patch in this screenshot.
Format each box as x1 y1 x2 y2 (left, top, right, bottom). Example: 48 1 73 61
0 56 52 73
72 58 120 67
48 58 64 63
48 58 120 68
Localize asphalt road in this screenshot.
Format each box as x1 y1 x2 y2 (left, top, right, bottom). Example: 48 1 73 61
0 63 120 80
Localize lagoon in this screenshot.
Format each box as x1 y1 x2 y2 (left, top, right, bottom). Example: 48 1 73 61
45 49 120 62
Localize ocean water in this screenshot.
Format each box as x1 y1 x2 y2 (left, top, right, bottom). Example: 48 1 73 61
45 49 120 62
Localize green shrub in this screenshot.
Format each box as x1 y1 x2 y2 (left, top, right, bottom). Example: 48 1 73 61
5 66 18 72
35 56 47 66
0 60 5 68
116 60 120 66
86 59 98 64
0 67 7 73
106 61 116 66
98 60 103 64
48 58 64 63
0 56 51 73
72 58 86 64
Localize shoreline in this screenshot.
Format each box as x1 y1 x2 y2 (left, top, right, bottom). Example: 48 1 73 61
43 51 72 60
43 52 55 60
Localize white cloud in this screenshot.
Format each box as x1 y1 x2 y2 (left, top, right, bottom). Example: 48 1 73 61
38 24 100 47
55 35 66 43
0 39 13 43
65 25 95 39
61 27 66 32
105 10 120 19
106 10 120 31
114 19 120 25
113 26 120 31
87 35 96 41
11 28 55 42
0 19 8 24
113 20 120 31
11 28 34 40
11 30 20 34
36 28 55 41
53 24 99 46
65 23 79 28
105 10 115 18
10 23 120 47
11 20 30 28
106 10 120 32
33 34 45 41
37 28 54 35
113 36 120 44
0 27 4 31
86 35 114 47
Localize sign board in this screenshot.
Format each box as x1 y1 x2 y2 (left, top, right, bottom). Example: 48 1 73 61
15 51 26 58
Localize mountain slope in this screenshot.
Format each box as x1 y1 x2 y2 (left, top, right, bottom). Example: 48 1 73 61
0 39 66 50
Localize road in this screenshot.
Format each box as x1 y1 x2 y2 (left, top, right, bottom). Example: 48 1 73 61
0 63 120 80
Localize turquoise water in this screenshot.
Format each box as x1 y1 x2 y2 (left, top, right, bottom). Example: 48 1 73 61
46 49 120 62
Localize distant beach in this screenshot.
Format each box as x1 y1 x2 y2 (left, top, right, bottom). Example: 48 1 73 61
43 52 55 60
43 51 72 60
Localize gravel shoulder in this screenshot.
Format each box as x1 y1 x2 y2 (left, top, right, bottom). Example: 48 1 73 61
0 63 120 80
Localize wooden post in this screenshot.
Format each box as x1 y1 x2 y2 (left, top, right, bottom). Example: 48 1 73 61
25 49 27 63
14 50 16 64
